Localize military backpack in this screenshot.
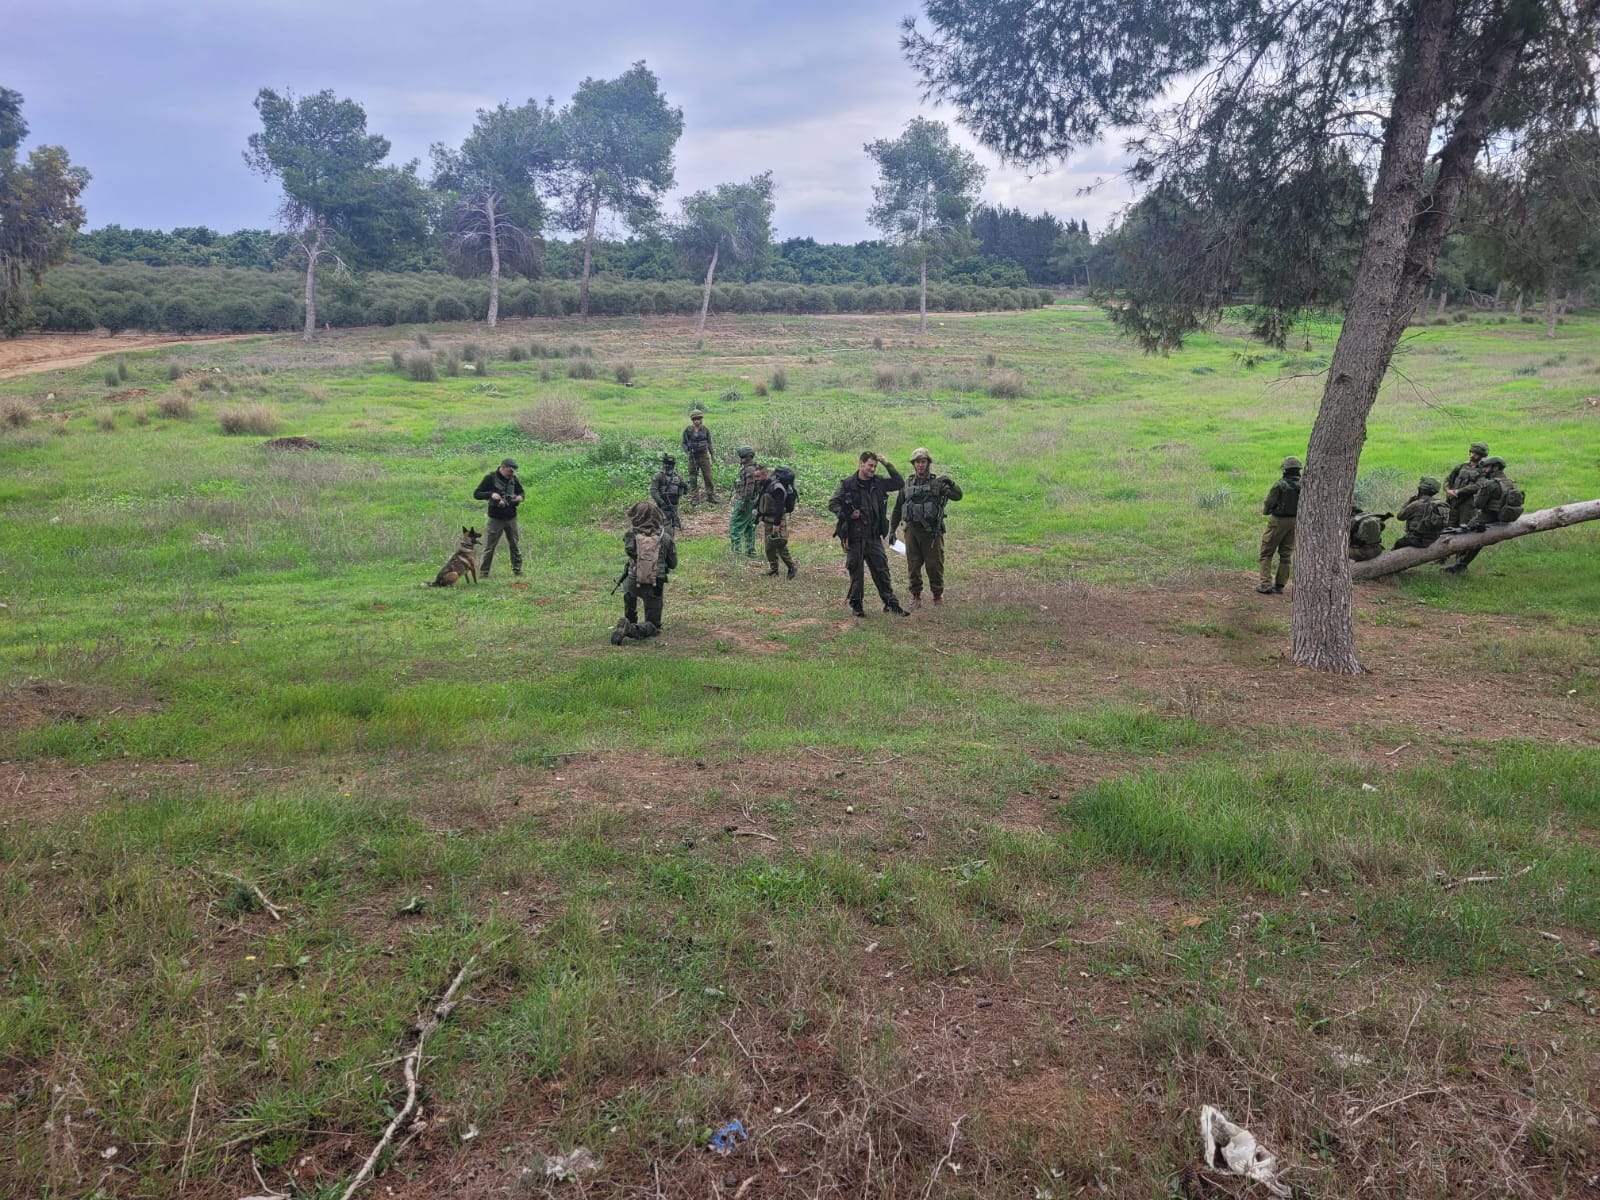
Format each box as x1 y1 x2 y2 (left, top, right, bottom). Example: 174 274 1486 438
774 466 798 514
1498 478 1525 521
1414 498 1449 538
1267 477 1301 518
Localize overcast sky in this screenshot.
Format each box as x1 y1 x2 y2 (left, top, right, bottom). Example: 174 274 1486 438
6 0 1136 245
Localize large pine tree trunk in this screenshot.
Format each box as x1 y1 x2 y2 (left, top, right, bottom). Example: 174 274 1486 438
918 255 928 333
1292 0 1527 673
486 195 501 329
697 243 719 334
578 196 600 322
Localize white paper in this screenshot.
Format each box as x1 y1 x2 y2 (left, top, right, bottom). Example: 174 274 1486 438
890 539 906 555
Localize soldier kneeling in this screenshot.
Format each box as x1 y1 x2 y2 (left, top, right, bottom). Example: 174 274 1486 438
611 501 678 644
1348 506 1389 562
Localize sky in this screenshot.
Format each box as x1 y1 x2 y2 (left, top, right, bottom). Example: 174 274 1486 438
5 0 1136 245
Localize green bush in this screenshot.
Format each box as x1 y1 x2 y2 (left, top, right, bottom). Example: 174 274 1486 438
432 296 469 322
567 360 596 380
770 367 789 392
407 353 438 382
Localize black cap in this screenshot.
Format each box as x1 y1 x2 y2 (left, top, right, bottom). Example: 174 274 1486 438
500 458 518 468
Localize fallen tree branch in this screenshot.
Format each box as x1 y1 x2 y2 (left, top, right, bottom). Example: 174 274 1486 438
212 871 284 921
1351 499 1600 580
338 957 476 1200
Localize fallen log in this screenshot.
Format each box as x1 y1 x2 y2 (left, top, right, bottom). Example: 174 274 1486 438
1351 499 1600 581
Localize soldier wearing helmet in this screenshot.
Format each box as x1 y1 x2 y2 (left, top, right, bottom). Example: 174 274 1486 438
729 446 761 558
1444 441 1489 527
650 452 688 532
1256 455 1302 594
681 409 717 504
1444 455 1522 574
1393 476 1449 549
889 447 963 608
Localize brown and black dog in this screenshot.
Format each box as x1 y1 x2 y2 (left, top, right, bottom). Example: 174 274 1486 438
428 527 482 586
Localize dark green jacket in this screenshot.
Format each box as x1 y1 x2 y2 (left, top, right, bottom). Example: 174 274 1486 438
650 468 686 510
828 461 904 541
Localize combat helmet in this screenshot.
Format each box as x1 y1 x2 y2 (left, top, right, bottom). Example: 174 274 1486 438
737 445 754 459
661 453 676 467
1418 475 1440 494
1469 441 1488 456
1481 455 1506 470
1281 456 1302 471
910 447 933 463
690 408 705 419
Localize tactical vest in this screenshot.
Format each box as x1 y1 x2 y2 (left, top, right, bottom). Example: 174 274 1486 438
902 474 948 531
1267 477 1300 518
1498 478 1525 521
1447 461 1483 491
683 425 712 455
1351 514 1384 548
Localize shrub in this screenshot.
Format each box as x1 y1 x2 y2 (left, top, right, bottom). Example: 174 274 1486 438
614 363 635 385
984 352 998 368
567 360 596 380
391 349 405 371
133 406 150 426
445 350 461 377
874 367 901 391
770 367 788 392
1353 466 1406 511
907 368 925 389
719 387 743 404
157 393 196 419
261 295 300 331
104 370 121 388
432 296 469 322
810 406 879 452
220 299 261 332
538 367 552 383
161 296 199 332
93 409 117 432
116 357 129 382
414 331 431 348
462 341 482 360
1 398 38 429
518 395 592 442
472 352 488 377
567 343 593 358
407 353 438 382
987 370 1025 399
1196 488 1232 509
947 403 983 419
507 345 527 362
752 381 768 397
872 336 884 351
218 405 280 436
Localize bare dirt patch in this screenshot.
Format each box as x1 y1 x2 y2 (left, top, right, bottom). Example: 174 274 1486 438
0 331 262 379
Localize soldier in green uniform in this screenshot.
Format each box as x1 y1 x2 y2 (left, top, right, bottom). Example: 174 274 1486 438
650 453 688 532
610 501 678 644
828 451 908 618
1444 441 1488 527
1256 456 1301 594
1443 456 1523 573
889 447 963 608
1348 505 1388 562
681 410 717 505
1393 476 1449 549
729 446 760 557
755 464 798 578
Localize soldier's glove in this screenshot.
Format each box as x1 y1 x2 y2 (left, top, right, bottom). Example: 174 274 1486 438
1467 522 1488 533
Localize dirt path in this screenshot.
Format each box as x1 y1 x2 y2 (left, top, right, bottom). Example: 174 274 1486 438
0 331 264 380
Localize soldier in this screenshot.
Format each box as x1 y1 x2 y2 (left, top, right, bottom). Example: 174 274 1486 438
473 457 525 578
889 447 963 608
1443 456 1523 574
729 446 760 557
1393 476 1449 549
650 453 688 532
681 409 717 504
756 464 798 579
610 501 678 644
1444 441 1489 528
827 451 908 618
1256 455 1301 594
1348 505 1388 562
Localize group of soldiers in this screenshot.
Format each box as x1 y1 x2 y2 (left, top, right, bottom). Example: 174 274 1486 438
603 409 964 643
1258 441 1526 592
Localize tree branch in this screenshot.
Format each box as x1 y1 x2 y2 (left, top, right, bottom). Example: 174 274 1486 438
1350 500 1600 580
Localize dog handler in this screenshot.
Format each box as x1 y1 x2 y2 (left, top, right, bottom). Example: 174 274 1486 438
473 458 525 577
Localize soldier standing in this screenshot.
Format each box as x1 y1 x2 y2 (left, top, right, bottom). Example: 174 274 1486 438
1256 455 1301 594
473 457 525 578
1444 441 1488 528
729 446 760 557
1444 456 1522 574
651 453 687 532
681 410 717 504
828 451 908 618
889 447 963 608
756 464 798 579
1393 476 1449 549
610 501 678 644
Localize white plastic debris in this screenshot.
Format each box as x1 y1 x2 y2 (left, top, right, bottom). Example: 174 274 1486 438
1361 783 1379 793
544 1147 600 1182
1199 1105 1290 1197
890 539 906 556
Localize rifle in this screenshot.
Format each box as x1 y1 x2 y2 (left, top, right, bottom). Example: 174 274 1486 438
609 567 630 595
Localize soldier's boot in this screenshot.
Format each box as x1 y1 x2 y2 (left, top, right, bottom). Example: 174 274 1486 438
851 604 866 618
786 564 797 580
630 620 659 638
1441 562 1467 574
1255 583 1275 594
909 593 922 610
884 597 910 617
1271 584 1285 594
931 593 942 605
609 619 630 646
765 565 779 576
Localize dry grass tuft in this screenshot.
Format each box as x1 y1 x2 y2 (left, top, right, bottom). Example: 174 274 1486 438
1 397 38 429
518 395 592 442
156 393 196 420
218 404 280 436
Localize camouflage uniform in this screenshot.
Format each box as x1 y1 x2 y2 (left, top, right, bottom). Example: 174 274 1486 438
889 449 963 606
1348 508 1387 562
757 469 796 578
473 459 525 577
729 448 760 556
611 501 678 643
828 456 907 617
681 412 716 503
1446 457 1519 573
1393 476 1448 549
1257 457 1301 593
1444 442 1488 527
650 456 688 531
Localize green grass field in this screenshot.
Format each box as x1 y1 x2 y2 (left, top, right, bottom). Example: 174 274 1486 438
2 306 1598 1198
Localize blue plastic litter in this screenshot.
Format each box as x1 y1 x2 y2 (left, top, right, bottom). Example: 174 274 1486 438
708 1119 748 1154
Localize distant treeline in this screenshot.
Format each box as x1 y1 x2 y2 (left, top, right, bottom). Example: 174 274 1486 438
70 205 1099 288
33 261 1053 333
